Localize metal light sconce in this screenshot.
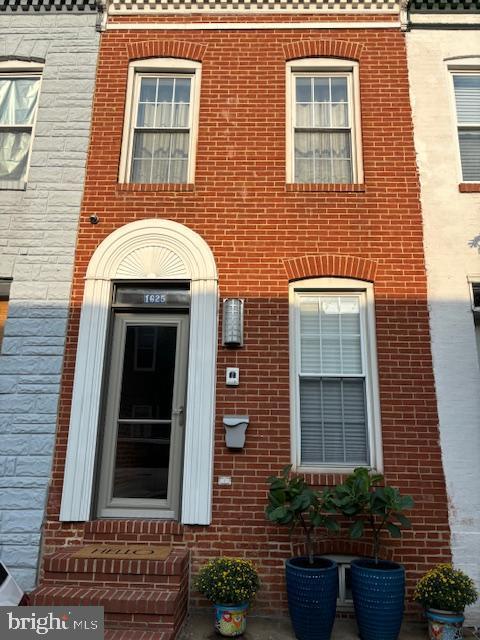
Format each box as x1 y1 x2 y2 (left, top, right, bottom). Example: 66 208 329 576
222 298 244 347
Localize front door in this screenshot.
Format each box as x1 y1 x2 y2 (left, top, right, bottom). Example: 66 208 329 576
96 313 189 519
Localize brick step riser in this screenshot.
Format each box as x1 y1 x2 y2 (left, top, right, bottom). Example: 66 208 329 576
29 598 178 630
104 630 173 640
84 535 182 544
43 556 189 578
41 573 186 589
104 603 187 631
105 616 185 636
83 523 184 543
30 603 176 624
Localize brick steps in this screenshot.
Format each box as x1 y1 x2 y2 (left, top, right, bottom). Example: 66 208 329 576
30 545 189 639
31 585 179 616
42 548 188 589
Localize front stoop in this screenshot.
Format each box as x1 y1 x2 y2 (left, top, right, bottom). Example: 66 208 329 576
30 547 190 640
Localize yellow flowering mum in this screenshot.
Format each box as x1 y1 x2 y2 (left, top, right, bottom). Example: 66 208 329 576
414 564 477 612
194 557 260 605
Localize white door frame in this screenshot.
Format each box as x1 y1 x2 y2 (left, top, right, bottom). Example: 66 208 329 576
60 219 218 525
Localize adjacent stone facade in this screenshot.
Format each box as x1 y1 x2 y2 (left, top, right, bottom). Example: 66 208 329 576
406 5 480 624
0 8 99 590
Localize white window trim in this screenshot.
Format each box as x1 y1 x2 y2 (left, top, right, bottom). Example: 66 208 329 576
118 58 201 184
0 60 43 190
289 277 382 473
60 219 218 525
447 58 480 184
286 58 363 185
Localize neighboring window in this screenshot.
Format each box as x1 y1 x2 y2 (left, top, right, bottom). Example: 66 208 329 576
470 282 480 368
286 59 363 184
119 59 201 184
289 278 382 471
452 71 480 182
0 61 42 189
0 279 11 352
322 554 355 611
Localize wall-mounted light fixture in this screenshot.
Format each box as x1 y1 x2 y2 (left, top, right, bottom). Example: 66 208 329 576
222 298 244 347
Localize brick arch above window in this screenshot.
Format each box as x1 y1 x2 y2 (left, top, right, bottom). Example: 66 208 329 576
284 254 378 282
126 41 208 63
283 40 364 62
301 539 394 561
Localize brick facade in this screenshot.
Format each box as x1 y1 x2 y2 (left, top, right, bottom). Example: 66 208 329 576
40 15 451 615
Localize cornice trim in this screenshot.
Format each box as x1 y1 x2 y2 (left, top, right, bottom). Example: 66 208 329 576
108 0 401 14
0 0 98 11
107 21 402 30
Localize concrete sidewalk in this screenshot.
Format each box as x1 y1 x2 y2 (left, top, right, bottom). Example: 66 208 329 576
178 613 445 639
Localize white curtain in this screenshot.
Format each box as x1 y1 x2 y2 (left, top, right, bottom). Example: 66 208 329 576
0 78 40 183
294 131 352 183
132 131 189 184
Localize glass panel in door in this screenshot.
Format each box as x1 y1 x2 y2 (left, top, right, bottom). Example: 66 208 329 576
113 324 177 500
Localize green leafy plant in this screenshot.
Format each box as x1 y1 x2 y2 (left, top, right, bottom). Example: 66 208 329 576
333 467 414 563
265 465 339 565
194 557 260 605
414 564 478 612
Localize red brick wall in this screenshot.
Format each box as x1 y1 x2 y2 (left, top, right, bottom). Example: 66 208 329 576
43 15 451 615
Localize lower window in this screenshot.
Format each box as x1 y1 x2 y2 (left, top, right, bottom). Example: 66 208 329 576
289 278 382 471
0 279 11 352
322 554 355 611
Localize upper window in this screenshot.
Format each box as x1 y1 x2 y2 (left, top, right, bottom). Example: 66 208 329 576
119 59 201 185
286 59 363 185
451 71 480 182
289 278 382 471
0 61 42 189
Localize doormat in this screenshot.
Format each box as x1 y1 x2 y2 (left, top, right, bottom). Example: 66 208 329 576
72 544 172 560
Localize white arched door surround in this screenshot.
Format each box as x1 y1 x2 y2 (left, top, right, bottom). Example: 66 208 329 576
60 219 218 525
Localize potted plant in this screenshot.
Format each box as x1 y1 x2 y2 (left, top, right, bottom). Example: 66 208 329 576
194 557 259 637
266 465 340 640
414 563 478 640
333 467 414 640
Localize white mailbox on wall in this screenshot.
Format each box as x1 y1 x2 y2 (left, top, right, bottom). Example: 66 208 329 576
223 415 249 449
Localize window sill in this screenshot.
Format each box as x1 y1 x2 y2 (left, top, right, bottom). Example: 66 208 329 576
117 183 195 193
286 183 365 193
0 180 27 191
295 465 380 483
459 183 480 193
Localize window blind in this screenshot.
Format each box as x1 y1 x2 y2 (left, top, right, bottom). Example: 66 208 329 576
299 296 369 466
453 74 480 182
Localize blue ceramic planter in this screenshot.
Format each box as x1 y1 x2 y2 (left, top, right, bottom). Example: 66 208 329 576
285 557 338 640
350 558 405 640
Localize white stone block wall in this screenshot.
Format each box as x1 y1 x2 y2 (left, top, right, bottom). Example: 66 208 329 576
406 28 480 624
0 13 99 591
